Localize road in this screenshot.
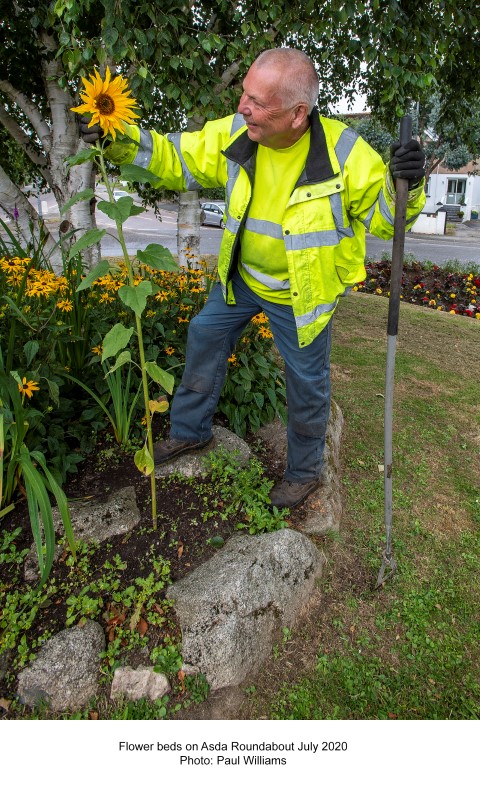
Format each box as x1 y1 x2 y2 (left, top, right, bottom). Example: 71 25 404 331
5 190 480 267
103 214 480 268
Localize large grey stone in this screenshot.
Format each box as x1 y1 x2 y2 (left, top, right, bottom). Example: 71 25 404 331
256 400 344 535
17 620 105 711
155 425 251 479
167 528 322 690
24 485 141 582
110 666 170 702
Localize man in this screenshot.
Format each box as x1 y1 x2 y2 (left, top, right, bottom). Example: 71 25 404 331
80 48 425 508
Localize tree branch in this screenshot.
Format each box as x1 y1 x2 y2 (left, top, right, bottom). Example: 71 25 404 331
0 106 51 184
0 79 52 153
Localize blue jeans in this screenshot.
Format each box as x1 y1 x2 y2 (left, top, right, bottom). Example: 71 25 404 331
170 270 332 482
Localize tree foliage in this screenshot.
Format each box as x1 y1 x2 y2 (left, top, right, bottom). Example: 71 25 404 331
0 0 478 255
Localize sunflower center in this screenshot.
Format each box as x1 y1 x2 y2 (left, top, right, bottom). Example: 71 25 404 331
96 93 115 115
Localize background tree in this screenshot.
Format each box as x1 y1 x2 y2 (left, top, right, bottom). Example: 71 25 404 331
1 0 479 264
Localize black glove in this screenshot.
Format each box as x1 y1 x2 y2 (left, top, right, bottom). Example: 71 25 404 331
78 114 109 146
389 139 425 188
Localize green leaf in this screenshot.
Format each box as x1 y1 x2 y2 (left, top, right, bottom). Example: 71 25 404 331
144 362 174 394
119 164 159 184
65 147 98 169
101 323 134 362
134 443 154 476
23 340 39 367
45 378 60 407
136 244 179 272
76 259 110 292
68 229 106 261
97 196 144 223
118 281 152 317
60 189 95 216
106 350 132 375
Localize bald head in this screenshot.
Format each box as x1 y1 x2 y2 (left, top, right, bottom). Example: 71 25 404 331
253 48 319 113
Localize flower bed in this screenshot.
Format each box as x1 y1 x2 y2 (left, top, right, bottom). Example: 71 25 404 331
355 260 480 319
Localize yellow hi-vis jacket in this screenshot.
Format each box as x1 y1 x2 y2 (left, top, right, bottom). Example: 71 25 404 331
107 111 425 347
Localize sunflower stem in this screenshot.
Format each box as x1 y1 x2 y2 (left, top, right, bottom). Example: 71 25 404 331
96 144 157 531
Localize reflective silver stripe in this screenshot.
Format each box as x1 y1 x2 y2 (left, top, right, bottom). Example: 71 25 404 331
166 132 202 190
133 129 154 169
230 113 245 135
225 161 240 206
241 262 290 290
378 190 395 225
362 204 376 231
329 192 354 240
285 229 340 250
295 299 338 329
225 214 242 234
244 217 284 239
335 127 358 169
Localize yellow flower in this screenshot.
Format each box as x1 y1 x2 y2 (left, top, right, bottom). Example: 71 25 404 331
71 66 140 141
228 354 237 364
57 299 73 312
251 312 268 325
375 288 383 295
258 326 273 339
476 313 480 320
91 345 102 356
18 377 40 398
154 290 169 302
165 346 175 356
449 293 456 299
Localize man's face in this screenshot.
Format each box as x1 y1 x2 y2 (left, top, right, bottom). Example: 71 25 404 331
237 63 302 149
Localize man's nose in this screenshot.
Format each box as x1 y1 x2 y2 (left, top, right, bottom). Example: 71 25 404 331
238 92 251 115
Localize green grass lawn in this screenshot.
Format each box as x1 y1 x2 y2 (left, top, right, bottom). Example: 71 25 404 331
246 292 480 720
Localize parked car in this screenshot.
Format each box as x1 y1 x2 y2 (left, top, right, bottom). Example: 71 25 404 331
201 201 226 228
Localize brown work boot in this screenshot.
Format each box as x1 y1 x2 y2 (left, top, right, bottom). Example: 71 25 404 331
269 478 320 509
153 436 213 465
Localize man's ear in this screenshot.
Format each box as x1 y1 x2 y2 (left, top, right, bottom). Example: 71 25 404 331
292 104 309 130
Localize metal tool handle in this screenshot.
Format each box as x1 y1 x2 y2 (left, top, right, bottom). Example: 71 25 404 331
377 114 412 588
387 115 412 337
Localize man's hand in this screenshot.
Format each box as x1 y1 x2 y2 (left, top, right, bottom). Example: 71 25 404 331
79 114 106 145
389 139 425 188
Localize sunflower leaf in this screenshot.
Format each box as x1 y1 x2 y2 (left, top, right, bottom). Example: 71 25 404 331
65 147 98 169
134 443 154 476
120 164 160 185
136 244 179 272
60 189 95 216
101 323 134 362
118 281 152 317
144 362 174 394
68 229 106 261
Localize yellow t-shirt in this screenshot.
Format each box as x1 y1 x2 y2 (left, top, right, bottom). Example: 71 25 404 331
239 129 311 304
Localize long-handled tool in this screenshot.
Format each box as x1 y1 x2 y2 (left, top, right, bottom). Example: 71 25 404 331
375 114 412 589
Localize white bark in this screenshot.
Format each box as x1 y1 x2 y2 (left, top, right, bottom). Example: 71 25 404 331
0 164 62 267
177 190 203 268
0 29 99 270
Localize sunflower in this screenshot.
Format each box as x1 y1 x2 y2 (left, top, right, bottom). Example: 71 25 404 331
71 66 139 141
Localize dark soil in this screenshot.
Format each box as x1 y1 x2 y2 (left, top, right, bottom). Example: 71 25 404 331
0 418 308 718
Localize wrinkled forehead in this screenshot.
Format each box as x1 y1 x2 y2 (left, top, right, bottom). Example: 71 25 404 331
242 63 285 105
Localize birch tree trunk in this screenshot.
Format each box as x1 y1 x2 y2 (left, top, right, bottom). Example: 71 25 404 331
0 165 62 267
177 117 203 268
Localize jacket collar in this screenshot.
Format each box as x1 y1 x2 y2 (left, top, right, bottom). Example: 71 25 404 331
223 109 336 184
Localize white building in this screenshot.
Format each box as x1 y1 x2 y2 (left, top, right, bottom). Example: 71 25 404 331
423 162 480 223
